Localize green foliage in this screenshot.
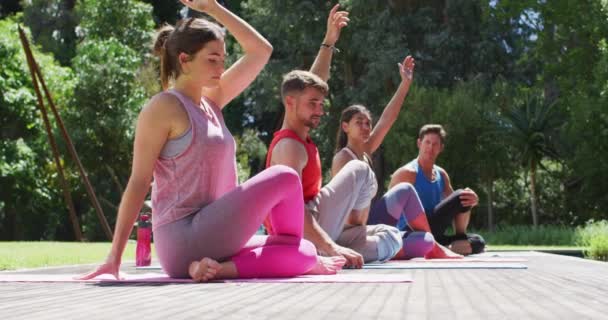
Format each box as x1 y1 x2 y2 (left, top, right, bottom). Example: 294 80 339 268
140 0 182 25
576 220 608 261
0 18 76 240
566 38 608 219
503 92 563 168
22 0 78 66
76 0 155 56
64 39 147 239
0 0 21 18
2 0 608 241
235 129 268 182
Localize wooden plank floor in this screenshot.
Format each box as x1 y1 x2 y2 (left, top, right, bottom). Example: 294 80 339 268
1 252 606 319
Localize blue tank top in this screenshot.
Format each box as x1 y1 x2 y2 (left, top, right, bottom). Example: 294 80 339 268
397 159 444 230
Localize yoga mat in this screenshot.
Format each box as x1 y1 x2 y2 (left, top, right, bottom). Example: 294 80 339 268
363 261 527 269
407 257 527 263
0 273 412 284
137 257 527 271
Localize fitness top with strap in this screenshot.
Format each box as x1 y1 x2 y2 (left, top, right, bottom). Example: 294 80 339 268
266 129 322 202
151 89 237 231
408 158 445 214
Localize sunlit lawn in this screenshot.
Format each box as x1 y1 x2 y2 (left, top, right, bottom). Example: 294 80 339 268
0 241 156 271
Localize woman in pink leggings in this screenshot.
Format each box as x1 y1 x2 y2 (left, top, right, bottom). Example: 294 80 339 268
82 0 344 282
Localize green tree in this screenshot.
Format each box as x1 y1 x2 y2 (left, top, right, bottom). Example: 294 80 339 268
22 0 78 66
76 0 155 56
59 0 155 239
0 18 76 240
0 0 21 18
503 92 563 227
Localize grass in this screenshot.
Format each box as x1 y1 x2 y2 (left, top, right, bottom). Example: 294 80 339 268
488 245 584 251
0 241 155 271
472 225 576 246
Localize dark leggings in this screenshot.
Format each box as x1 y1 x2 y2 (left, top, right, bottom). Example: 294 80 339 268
425 190 486 253
427 189 471 244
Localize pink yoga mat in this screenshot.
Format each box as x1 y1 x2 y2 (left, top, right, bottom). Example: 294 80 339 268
0 273 412 284
406 257 527 263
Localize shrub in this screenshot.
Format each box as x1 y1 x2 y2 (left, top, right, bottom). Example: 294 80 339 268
576 220 608 261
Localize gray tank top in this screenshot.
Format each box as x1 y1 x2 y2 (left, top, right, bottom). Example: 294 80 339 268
160 126 193 158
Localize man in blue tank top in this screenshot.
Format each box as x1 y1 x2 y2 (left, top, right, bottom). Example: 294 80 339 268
390 124 485 255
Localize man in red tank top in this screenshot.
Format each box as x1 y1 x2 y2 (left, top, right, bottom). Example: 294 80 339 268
265 5 402 268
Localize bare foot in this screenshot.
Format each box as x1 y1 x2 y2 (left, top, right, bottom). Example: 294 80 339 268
306 256 346 275
188 257 222 282
449 240 473 255
425 243 463 259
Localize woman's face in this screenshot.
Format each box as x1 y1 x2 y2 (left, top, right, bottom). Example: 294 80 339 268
181 39 226 87
343 112 372 143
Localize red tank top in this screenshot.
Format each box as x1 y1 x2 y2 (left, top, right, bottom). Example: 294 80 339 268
266 129 322 201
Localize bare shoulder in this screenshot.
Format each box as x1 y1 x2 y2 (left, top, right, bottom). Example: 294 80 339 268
273 138 307 157
390 162 417 187
396 161 417 177
331 149 353 176
333 149 353 165
270 138 308 172
436 165 451 181
141 92 183 119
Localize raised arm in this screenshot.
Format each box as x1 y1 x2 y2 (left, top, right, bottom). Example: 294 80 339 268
79 95 176 280
364 55 415 154
181 0 273 108
309 4 349 82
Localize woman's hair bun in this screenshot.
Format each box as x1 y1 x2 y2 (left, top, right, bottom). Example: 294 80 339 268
153 24 175 57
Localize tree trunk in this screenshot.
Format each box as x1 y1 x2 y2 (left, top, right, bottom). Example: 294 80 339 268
530 161 539 227
486 179 494 232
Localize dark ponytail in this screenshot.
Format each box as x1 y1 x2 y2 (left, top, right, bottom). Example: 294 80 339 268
153 25 175 90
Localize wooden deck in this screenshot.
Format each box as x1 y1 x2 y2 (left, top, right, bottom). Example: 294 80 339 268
1 252 606 319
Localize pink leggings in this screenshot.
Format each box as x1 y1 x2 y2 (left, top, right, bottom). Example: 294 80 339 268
154 165 317 278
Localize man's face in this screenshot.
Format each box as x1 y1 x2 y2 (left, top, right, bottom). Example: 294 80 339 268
293 87 326 129
417 133 444 160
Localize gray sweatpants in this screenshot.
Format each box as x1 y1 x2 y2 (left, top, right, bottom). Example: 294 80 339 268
305 160 402 262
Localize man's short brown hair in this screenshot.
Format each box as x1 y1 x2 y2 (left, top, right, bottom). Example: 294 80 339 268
418 124 447 144
281 70 329 101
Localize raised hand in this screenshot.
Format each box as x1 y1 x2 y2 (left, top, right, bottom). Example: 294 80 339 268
459 188 479 207
179 0 218 13
323 4 350 46
398 55 415 84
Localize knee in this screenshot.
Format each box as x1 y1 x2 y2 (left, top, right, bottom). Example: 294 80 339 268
394 182 415 192
403 232 435 259
344 159 371 177
392 182 417 200
270 165 301 187
419 232 436 253
299 239 318 270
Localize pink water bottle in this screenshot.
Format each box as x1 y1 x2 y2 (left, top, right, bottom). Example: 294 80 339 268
136 213 152 266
